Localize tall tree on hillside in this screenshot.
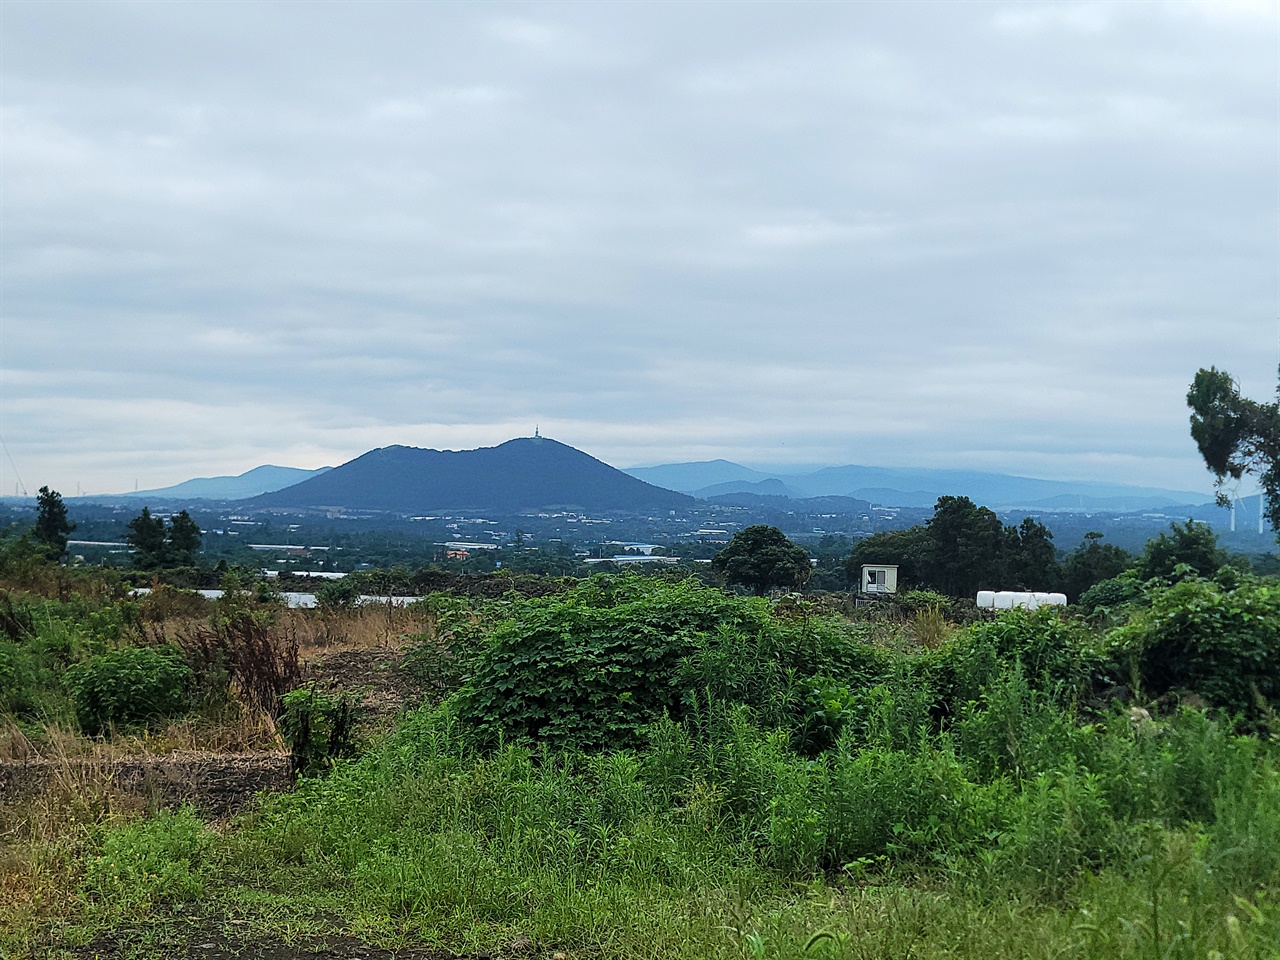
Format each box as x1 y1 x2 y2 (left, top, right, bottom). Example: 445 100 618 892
712 525 812 595
843 526 930 588
166 510 203 565
1061 532 1133 602
922 496 1006 597
126 507 168 568
1003 516 1060 591
1140 520 1226 581
33 486 75 560
1187 366 1280 538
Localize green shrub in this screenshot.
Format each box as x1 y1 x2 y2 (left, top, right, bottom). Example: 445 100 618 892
315 578 361 610
929 608 1100 711
279 685 361 775
1079 573 1142 614
1108 573 1280 717
62 645 192 735
453 578 771 749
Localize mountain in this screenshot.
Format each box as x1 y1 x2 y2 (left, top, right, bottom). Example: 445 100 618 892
626 460 1210 512
249 437 696 514
692 478 801 499
624 460 779 493
119 465 332 500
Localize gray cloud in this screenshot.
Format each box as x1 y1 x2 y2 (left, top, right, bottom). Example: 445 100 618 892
2 0 1275 495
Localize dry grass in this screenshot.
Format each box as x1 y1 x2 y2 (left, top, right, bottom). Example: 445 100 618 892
288 605 437 660
909 604 955 649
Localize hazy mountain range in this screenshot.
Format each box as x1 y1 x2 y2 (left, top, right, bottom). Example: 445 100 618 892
68 442 1218 516
113 465 333 501
623 460 1212 512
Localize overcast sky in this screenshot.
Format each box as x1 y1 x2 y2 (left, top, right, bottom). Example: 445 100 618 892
2 0 1276 496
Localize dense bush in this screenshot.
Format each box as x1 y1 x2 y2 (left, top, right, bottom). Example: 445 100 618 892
62 645 192 734
1109 571 1280 718
452 577 891 752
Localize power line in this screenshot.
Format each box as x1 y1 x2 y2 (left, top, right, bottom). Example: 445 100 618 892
0 434 26 496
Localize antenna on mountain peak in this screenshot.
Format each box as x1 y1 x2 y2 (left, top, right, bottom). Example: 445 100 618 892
533 425 543 444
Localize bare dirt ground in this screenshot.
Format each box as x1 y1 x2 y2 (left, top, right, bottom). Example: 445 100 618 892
64 918 552 960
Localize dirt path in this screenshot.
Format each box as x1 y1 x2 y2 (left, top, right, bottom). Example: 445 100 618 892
66 921 548 960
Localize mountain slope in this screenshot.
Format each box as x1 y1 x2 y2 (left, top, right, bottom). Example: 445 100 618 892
249 438 696 514
628 459 1209 511
121 465 332 500
624 460 778 493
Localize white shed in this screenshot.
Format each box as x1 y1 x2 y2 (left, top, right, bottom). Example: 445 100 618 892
861 564 899 595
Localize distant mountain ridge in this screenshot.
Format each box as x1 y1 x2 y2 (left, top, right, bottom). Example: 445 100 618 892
118 465 332 501
625 460 1211 512
250 438 695 514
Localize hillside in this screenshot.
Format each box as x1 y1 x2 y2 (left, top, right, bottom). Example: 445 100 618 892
249 437 696 514
116 465 332 500
626 459 1210 512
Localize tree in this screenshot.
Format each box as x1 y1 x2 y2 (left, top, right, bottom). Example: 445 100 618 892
922 496 1006 597
843 527 930 587
166 510 202 564
1187 366 1280 536
1061 532 1133 602
1140 519 1227 581
33 486 75 560
1003 516 1060 591
126 507 168 568
711 525 812 595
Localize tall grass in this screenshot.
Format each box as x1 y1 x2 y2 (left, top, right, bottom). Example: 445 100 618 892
4 576 1279 959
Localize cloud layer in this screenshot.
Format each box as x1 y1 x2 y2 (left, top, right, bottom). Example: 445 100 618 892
3 1 1276 495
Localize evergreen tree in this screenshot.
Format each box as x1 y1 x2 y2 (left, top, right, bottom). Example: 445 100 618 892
166 510 202 564
126 507 168 568
33 486 75 560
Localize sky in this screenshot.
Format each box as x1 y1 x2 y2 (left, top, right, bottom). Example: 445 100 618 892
2 0 1277 497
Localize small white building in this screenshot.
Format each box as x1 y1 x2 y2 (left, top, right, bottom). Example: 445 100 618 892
861 564 899 595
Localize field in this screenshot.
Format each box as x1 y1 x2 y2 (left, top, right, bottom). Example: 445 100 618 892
1 565 1278 959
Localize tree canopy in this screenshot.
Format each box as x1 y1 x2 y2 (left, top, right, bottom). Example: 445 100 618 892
711 525 812 595
1187 366 1280 537
1061 532 1132 602
1139 519 1226 581
845 497 1062 598
126 507 202 568
33 486 75 560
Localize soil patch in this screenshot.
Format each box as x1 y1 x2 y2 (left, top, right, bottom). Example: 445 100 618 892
65 919 547 960
304 648 424 726
0 752 292 816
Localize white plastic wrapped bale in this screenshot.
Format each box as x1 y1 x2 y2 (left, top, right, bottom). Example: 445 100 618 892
976 591 1068 611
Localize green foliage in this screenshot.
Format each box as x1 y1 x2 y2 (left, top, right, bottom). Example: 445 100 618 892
1140 520 1227 581
315 577 361 610
1062 532 1133 603
81 807 214 919
279 686 361 775
1109 571 1280 717
125 506 203 568
844 527 930 587
166 510 202 564
924 496 1007 597
852 499 1062 599
62 645 192 734
33 485 75 560
711 525 812 595
1187 365 1280 535
1078 572 1142 614
454 578 771 749
930 607 1101 709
